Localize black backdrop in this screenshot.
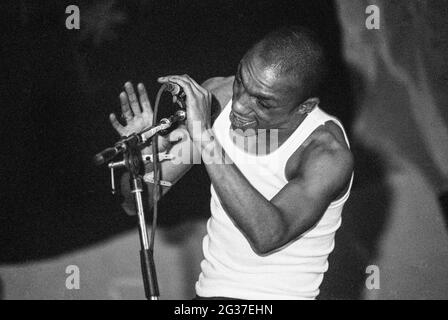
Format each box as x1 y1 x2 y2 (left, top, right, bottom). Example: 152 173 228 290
1 0 353 263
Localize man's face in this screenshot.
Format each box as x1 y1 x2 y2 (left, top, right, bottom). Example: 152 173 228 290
230 51 303 134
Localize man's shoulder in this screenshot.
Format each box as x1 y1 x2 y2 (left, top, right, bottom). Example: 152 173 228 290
201 76 234 111
302 121 353 172
286 120 353 201
308 121 350 151
287 120 353 183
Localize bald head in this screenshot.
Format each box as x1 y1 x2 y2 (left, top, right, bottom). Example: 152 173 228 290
248 26 328 102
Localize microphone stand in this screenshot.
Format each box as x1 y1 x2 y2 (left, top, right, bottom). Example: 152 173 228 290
121 136 160 300
94 83 186 300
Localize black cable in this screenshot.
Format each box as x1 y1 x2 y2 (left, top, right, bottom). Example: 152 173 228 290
150 84 167 252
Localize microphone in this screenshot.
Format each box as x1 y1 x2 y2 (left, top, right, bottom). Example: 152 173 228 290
164 83 182 96
164 82 186 109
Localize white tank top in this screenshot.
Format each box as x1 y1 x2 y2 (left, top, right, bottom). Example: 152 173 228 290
195 100 354 300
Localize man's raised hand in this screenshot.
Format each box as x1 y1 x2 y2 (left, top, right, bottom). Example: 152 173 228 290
109 82 154 137
109 82 185 153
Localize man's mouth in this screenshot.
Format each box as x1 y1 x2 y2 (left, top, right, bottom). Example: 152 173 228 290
229 111 257 129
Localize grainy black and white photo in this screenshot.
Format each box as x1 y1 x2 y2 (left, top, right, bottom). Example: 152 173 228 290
1 0 447 303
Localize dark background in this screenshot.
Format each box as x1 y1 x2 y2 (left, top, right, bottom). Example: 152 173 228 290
1 0 354 263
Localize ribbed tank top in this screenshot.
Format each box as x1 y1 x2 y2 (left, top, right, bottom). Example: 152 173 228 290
195 100 353 299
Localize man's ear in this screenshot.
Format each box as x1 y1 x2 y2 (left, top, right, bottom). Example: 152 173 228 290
298 97 320 114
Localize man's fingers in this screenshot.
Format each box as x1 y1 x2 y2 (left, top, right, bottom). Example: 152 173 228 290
159 75 207 99
120 92 133 121
109 113 124 134
125 82 141 115
158 76 196 102
137 83 153 118
183 74 208 95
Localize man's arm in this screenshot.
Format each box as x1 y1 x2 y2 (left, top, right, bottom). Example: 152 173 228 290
199 123 354 255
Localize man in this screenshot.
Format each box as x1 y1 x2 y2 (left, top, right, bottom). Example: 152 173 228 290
109 26 354 299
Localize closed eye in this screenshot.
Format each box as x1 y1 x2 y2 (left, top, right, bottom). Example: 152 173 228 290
235 73 242 84
257 99 271 109
235 65 242 83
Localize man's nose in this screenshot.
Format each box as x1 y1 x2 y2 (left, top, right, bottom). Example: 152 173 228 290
232 95 252 116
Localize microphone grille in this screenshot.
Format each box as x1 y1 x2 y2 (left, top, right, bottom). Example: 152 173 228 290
165 83 181 95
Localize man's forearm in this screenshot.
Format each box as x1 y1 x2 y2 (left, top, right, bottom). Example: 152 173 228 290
197 133 288 255
120 155 194 216
119 162 168 216
119 129 197 215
